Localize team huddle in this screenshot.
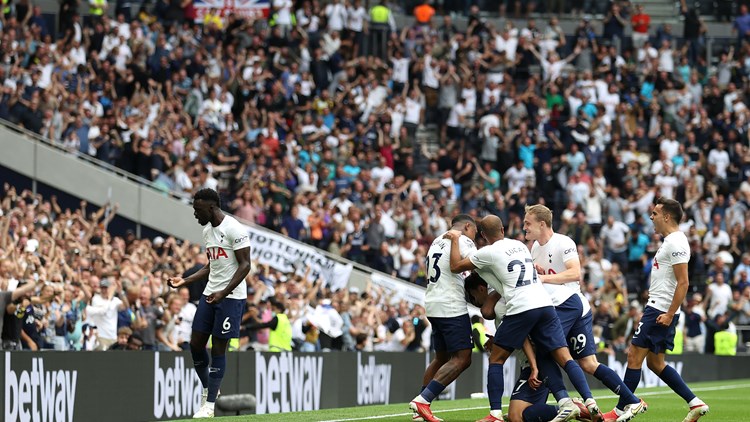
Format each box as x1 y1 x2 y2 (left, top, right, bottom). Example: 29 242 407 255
410 199 710 422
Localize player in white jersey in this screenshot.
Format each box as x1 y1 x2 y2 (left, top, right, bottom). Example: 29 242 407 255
168 188 252 419
464 273 593 422
524 205 645 422
410 215 478 422
608 198 708 422
434 215 599 422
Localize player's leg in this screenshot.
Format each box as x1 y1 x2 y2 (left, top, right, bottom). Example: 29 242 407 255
484 312 534 421
646 352 708 422
508 367 557 422
190 296 214 391
571 312 645 419
535 307 598 421
196 298 244 418
422 351 450 390
412 315 472 422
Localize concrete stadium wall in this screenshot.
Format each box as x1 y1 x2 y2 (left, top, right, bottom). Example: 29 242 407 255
2 351 749 421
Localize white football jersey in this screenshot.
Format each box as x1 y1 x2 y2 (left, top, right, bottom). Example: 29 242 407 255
469 239 552 315
648 231 690 314
425 234 477 318
203 215 251 300
531 233 591 316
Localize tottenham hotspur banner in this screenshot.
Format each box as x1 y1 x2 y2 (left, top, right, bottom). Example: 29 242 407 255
244 225 353 291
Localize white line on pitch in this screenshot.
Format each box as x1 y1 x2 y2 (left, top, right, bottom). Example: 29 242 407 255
318 382 750 422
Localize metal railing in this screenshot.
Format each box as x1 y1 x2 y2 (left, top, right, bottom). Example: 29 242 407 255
0 118 192 203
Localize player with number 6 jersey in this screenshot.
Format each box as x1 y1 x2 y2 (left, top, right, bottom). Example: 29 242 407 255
410 215 478 422
167 188 252 419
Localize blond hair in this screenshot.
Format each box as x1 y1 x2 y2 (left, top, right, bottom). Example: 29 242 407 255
525 204 553 227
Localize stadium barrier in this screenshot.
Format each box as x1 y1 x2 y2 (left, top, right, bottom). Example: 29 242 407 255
3 351 750 422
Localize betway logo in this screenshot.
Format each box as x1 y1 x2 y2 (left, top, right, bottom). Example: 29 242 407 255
256 352 323 414
357 354 392 405
607 355 684 388
4 352 77 422
153 353 202 419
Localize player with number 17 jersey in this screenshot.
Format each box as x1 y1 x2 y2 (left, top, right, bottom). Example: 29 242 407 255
424 234 477 318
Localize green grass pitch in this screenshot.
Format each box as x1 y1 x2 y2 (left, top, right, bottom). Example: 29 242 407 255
174 379 750 421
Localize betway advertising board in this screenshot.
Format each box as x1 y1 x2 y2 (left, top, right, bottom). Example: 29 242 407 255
2 352 749 421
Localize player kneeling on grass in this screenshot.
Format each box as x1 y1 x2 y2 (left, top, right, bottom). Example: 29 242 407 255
465 272 592 422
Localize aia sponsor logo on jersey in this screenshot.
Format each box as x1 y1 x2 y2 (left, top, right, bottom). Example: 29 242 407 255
206 247 229 260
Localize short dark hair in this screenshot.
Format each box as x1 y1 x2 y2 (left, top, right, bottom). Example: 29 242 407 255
451 214 475 227
193 188 220 206
464 272 487 292
270 298 286 312
656 197 683 223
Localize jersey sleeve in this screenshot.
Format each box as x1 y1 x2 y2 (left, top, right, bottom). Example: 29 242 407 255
227 220 252 250
469 246 494 270
669 238 690 265
560 236 579 263
459 236 478 258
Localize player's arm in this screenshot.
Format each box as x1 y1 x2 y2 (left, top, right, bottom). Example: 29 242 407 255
657 262 689 326
481 291 501 320
522 337 542 388
444 230 477 273
538 257 582 284
208 246 251 303
168 263 210 289
244 315 279 331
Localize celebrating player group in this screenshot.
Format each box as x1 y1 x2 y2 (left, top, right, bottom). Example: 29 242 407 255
410 198 709 422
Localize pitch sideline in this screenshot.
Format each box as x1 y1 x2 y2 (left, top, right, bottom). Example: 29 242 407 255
319 382 750 422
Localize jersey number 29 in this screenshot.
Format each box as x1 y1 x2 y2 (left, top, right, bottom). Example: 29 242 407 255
507 258 538 287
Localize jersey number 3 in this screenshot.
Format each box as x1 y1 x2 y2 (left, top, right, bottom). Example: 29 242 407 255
507 258 538 287
427 253 443 283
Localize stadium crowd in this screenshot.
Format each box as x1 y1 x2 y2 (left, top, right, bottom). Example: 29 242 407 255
1 0 750 355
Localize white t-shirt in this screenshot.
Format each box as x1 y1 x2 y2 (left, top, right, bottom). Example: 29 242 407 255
425 234 477 318
600 221 630 253
87 294 123 340
175 302 197 344
531 233 590 316
707 282 733 319
707 149 730 179
404 97 422 124
469 239 552 316
325 3 347 31
648 231 690 313
346 6 367 32
391 57 410 83
202 215 251 300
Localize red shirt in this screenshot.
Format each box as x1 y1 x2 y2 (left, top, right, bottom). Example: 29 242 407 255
631 13 650 34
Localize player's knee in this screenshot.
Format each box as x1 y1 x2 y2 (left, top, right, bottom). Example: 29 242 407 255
645 355 665 374
508 404 526 422
578 356 599 374
457 353 472 370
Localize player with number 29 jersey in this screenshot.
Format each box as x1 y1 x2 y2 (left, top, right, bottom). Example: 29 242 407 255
424 234 477 318
469 238 552 315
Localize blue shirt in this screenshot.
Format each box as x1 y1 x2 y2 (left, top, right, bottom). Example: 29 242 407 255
519 144 536 169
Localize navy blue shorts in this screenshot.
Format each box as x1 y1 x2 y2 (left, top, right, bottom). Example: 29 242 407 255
494 306 567 353
192 295 244 339
631 306 680 354
428 314 473 353
556 295 596 359
510 366 549 405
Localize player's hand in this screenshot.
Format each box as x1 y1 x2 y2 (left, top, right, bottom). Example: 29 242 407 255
534 264 545 275
483 334 494 352
443 230 461 241
656 313 674 327
529 367 542 389
167 277 185 289
206 291 227 304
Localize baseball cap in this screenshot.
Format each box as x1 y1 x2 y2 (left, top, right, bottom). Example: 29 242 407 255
100 278 112 288
153 236 165 246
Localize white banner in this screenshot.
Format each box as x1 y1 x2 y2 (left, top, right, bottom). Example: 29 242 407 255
369 273 426 305
244 226 352 291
